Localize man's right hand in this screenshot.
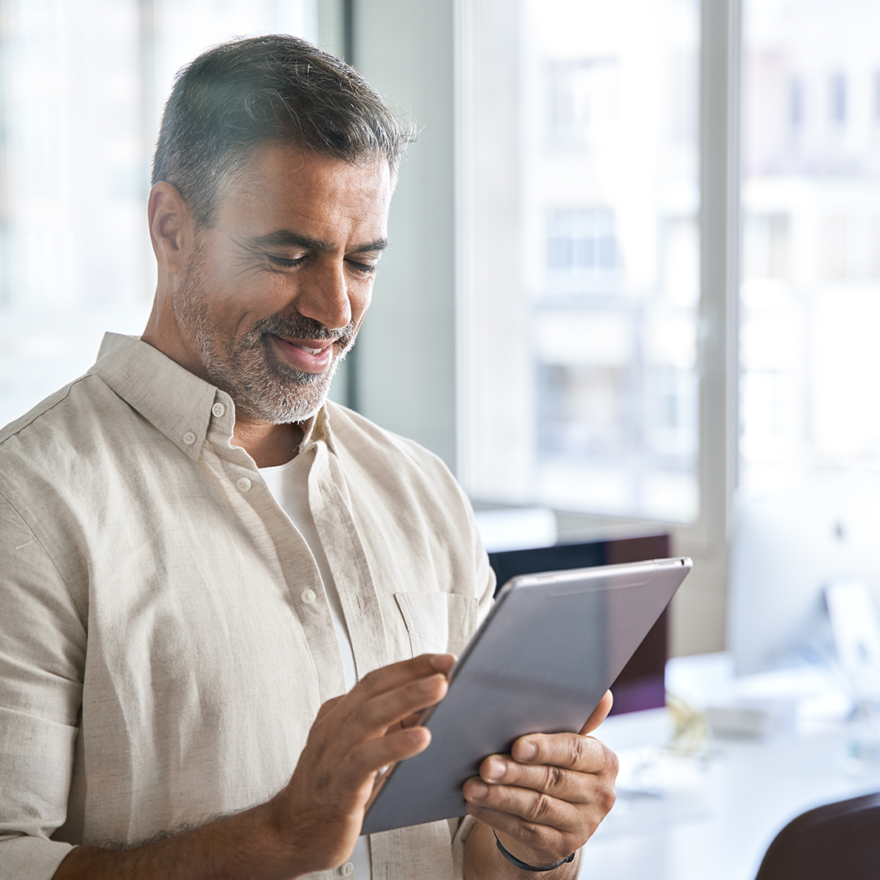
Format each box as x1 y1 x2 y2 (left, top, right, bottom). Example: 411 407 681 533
268 652 455 873
53 653 455 880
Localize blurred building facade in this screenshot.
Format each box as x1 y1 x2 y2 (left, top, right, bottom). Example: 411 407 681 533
459 0 701 522
739 0 880 494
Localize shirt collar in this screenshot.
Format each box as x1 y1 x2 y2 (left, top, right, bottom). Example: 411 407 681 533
299 404 336 455
89 333 336 460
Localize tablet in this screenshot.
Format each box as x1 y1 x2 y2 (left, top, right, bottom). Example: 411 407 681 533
361 556 691 836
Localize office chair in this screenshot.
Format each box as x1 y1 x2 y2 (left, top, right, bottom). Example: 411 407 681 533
753 792 880 880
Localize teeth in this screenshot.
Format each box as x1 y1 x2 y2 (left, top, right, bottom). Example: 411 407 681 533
299 346 323 355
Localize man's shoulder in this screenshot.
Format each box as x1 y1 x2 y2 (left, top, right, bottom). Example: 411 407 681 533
0 373 124 489
1 374 94 447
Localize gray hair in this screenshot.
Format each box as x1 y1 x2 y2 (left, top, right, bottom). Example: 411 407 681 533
152 34 416 227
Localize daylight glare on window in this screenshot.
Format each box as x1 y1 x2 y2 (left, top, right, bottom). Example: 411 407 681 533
739 0 880 494
0 0 316 428
458 0 701 523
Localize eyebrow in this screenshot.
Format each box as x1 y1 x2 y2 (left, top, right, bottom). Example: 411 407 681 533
247 229 389 255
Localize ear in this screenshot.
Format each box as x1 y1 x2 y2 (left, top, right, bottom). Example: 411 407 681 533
148 181 194 274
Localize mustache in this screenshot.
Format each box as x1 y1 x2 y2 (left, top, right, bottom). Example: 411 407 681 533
249 313 356 347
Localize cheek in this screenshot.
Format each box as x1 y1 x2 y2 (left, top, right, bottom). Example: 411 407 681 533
212 276 286 331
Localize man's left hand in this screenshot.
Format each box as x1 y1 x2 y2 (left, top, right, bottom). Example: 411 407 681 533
462 691 618 874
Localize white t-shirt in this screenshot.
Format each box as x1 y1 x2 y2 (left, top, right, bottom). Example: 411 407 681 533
261 456 371 880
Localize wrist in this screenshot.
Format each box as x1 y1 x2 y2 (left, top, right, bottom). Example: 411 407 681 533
261 794 306 876
493 832 576 874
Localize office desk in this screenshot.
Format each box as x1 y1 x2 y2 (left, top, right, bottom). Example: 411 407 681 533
578 654 880 879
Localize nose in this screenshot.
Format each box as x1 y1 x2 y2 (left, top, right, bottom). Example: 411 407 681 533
293 260 352 331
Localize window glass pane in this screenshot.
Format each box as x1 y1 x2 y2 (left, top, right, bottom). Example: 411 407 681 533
739 0 880 492
459 0 700 522
0 0 317 427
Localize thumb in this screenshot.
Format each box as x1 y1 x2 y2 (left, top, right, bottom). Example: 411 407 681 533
580 690 613 735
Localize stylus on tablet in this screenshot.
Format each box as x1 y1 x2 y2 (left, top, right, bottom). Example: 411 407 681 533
361 556 692 836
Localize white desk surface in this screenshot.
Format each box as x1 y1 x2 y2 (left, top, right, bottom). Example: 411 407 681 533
578 653 880 880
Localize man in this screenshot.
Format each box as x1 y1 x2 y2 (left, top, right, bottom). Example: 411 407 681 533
0 35 617 879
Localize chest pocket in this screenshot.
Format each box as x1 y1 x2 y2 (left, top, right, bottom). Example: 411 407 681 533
394 592 478 658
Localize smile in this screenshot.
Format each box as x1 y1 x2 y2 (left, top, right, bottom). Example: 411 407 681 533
269 334 336 374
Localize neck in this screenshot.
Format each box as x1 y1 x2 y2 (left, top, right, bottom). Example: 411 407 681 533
232 419 303 468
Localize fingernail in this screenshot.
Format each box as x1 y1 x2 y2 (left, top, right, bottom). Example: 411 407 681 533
406 728 428 745
429 654 456 672
419 674 444 692
517 740 537 760
485 757 505 781
468 781 489 800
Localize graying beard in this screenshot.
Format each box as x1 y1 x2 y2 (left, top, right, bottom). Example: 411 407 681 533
172 256 352 424
195 327 340 424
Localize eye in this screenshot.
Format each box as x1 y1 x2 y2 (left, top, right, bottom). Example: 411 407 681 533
347 259 378 276
268 254 307 269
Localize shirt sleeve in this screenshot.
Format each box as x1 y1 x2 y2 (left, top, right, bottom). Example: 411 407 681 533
0 490 83 878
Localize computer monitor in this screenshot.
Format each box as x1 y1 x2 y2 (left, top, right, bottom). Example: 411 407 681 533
728 474 880 677
488 533 671 716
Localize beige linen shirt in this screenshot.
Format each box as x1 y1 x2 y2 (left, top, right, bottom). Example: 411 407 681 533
0 333 494 880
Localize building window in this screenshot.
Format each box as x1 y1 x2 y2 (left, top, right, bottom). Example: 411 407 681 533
874 71 880 123
830 72 847 125
546 208 619 293
789 78 803 128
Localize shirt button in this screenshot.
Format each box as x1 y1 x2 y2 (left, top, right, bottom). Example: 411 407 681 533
301 589 317 605
236 477 252 492
183 432 196 446
212 402 226 418
341 863 354 877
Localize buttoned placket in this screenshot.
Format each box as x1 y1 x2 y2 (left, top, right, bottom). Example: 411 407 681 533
203 408 348 705
306 440 391 679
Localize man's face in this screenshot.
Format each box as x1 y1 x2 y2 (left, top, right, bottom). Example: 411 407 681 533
171 142 392 424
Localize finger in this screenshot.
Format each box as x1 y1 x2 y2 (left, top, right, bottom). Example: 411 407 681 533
476 756 591 804
314 694 346 724
463 779 583 835
510 731 618 776
580 690 613 735
293 725 434 818
316 653 453 733
352 653 455 701
322 673 449 756
346 725 432 781
463 770 616 857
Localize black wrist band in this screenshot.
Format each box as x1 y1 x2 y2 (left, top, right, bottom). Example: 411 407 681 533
493 831 576 873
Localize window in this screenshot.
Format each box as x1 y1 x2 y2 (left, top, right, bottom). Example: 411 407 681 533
875 71 880 123
546 208 619 292
0 0 317 428
789 78 803 129
458 0 701 523
740 0 880 493
830 72 847 126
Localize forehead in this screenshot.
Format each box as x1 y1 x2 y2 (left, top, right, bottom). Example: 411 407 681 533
213 142 393 243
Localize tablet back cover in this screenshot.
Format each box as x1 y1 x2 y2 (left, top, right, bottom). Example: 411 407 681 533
361 557 690 836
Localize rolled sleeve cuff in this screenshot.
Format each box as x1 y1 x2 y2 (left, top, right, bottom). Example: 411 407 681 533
0 835 74 880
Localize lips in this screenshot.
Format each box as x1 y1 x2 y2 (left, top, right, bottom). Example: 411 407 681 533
270 334 335 373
